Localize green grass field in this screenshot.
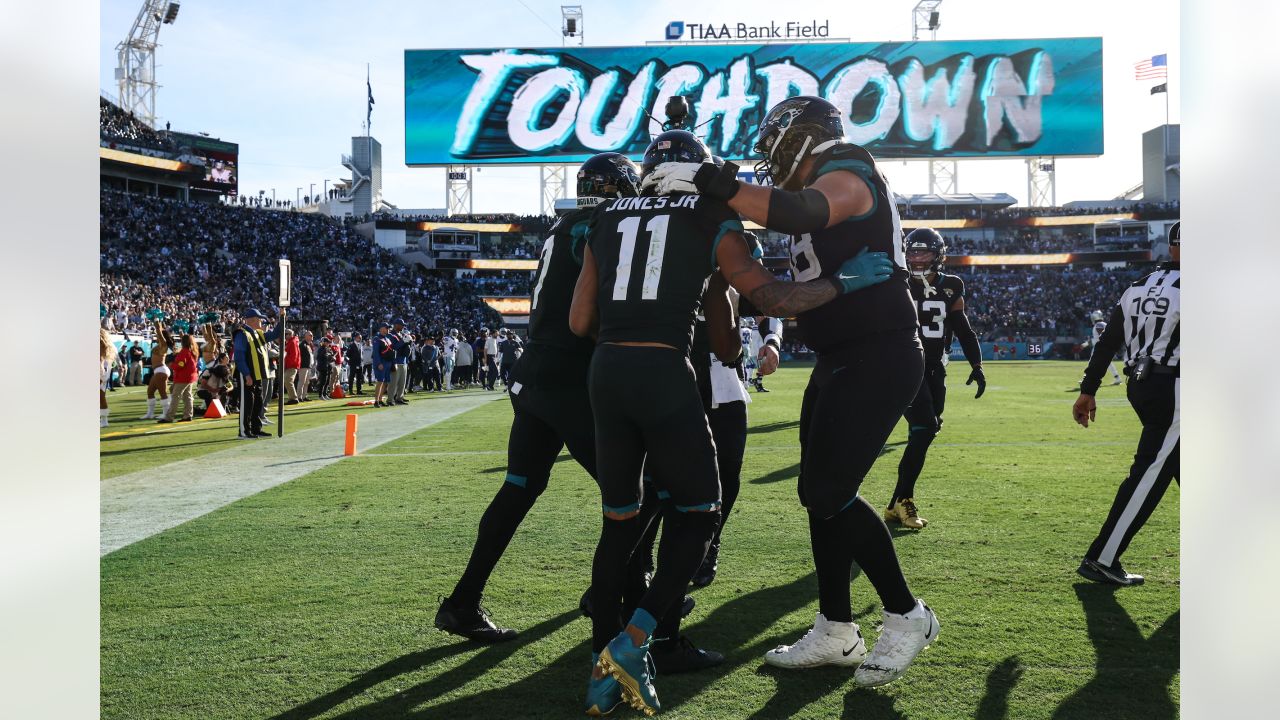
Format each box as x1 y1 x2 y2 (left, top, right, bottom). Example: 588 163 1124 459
100 386 394 478
100 361 1178 719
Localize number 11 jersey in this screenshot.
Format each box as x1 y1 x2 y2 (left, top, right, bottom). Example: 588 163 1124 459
587 193 743 355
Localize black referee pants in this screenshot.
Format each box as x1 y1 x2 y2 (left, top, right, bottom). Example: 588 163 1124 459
238 373 264 437
1086 374 1180 567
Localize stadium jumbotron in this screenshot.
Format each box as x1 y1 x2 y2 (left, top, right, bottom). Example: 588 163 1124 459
45 1 1203 718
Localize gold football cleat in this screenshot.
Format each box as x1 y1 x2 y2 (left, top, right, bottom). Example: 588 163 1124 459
884 499 928 529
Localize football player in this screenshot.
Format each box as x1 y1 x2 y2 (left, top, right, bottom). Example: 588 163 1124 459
573 130 882 716
1087 309 1125 386
882 228 986 529
433 153 640 643
646 96 940 687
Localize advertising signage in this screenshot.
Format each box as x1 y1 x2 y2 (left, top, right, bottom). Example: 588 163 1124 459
405 37 1102 166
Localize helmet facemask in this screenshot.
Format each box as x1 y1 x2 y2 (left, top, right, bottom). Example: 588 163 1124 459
905 248 941 278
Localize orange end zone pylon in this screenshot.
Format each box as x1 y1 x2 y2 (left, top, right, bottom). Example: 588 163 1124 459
343 413 358 456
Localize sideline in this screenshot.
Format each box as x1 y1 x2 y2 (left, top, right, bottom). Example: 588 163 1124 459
101 392 503 556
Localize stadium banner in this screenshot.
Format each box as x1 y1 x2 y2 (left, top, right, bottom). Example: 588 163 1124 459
405 37 1102 166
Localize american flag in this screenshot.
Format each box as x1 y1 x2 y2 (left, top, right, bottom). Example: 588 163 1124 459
1134 54 1168 81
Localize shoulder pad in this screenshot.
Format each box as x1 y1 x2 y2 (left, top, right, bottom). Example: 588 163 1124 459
816 142 876 170
810 142 878 183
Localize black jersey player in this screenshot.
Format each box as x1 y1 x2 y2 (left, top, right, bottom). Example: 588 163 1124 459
647 96 941 687
882 228 986 529
572 130 885 716
433 153 640 643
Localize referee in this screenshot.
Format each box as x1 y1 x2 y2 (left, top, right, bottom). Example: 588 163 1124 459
1072 222 1180 586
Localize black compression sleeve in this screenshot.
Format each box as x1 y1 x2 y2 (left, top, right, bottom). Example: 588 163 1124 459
759 317 783 344
1079 304 1126 395
947 309 982 368
766 188 831 235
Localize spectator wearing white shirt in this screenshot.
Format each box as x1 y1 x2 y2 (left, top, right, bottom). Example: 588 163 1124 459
442 329 459 391
483 329 500 391
455 333 474 389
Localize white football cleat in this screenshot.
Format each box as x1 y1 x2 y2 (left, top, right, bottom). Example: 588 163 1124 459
763 612 866 668
854 600 940 687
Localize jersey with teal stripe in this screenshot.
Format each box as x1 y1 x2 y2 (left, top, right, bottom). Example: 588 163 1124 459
787 143 917 353
587 192 741 355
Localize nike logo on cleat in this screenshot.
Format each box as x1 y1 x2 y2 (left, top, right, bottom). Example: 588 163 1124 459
842 646 859 656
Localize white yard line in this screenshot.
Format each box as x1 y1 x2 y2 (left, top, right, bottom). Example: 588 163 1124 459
357 439 1132 459
100 393 502 556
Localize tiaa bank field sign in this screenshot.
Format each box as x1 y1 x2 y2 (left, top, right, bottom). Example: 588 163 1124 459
404 37 1102 166
665 19 832 41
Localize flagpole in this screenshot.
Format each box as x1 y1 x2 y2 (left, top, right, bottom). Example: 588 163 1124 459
1163 76 1170 158
368 63 373 212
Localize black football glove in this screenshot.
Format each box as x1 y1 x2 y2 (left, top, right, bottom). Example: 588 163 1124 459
967 366 986 399
693 160 742 201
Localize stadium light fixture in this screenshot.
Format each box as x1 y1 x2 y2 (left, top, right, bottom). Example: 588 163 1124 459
561 6 583 47
912 0 942 41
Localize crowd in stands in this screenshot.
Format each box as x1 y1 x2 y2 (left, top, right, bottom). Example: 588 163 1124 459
99 191 500 334
895 200 1179 222
100 98 175 155
959 267 1144 340
944 230 1097 256
457 273 530 296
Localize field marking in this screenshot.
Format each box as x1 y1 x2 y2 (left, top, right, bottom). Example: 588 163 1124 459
356 439 1132 458
100 393 502 556
100 415 236 439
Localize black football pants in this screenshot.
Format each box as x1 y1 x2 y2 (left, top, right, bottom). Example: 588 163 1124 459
894 363 947 504
799 330 923 619
588 345 720 652
450 374 597 607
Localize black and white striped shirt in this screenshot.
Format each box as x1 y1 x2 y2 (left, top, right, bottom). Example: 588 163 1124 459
1080 262 1180 394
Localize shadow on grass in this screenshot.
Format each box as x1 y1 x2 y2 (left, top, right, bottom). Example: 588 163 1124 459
480 454 575 475
747 419 801 436
268 609 578 720
878 441 907 457
1051 583 1178 720
99 438 241 456
750 462 801 485
750 441 902 485
382 574 822 719
975 655 1024 720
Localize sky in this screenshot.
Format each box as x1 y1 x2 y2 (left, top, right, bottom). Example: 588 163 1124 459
99 0 1179 213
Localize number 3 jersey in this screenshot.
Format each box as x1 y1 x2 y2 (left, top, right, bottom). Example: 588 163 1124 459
910 273 966 366
588 192 743 355
787 143 918 354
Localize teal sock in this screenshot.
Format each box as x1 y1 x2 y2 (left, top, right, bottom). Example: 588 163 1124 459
627 608 658 640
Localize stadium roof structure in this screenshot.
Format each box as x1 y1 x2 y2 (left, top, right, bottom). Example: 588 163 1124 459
895 193 1017 208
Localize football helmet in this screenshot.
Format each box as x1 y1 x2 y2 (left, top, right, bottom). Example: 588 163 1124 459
1168 221 1180 246
576 152 641 207
640 130 711 191
753 96 846 189
1089 310 1104 323
904 227 947 278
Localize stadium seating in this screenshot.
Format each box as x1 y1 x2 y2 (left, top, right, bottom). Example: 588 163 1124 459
99 191 501 333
